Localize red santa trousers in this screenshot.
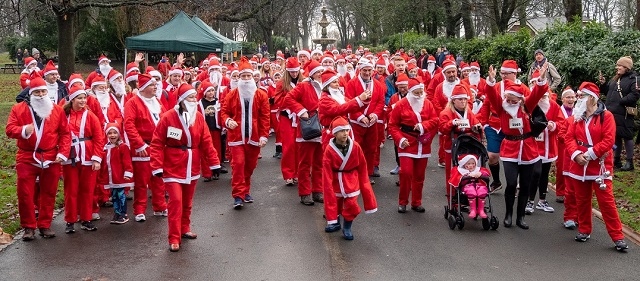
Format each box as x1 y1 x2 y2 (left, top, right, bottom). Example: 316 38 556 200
92 184 110 213
398 157 428 206
132 161 167 215
16 162 60 229
563 176 578 223
201 129 222 178
270 112 280 143
278 117 298 180
555 142 567 196
352 125 378 176
165 180 197 245
297 142 323 196
325 196 361 223
373 122 385 168
229 145 261 199
572 178 624 241
438 134 445 164
63 165 97 222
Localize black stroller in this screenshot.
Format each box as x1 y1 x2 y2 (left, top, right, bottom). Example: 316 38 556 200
444 134 499 230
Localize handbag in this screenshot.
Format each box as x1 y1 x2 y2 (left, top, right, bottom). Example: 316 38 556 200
300 110 322 140
617 79 638 116
524 105 548 138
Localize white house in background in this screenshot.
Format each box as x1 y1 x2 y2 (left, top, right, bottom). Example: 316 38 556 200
507 16 591 35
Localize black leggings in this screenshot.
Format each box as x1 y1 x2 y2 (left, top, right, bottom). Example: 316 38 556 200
503 160 542 199
394 144 400 166
614 137 635 161
529 162 551 201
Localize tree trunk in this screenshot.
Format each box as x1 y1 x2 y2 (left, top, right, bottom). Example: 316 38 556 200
443 0 458 38
636 0 640 30
518 0 528 29
262 27 273 54
57 11 76 79
461 0 475 39
564 0 583 23
354 18 362 41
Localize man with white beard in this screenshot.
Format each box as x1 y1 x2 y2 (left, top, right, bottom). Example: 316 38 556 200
462 62 488 113
85 55 113 90
6 77 71 240
220 57 270 210
335 55 348 78
107 70 131 117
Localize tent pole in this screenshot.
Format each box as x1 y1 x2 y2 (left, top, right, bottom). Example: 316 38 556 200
124 49 128 74
145 53 149 71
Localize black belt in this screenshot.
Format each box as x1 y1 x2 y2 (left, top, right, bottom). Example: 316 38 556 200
72 137 92 144
504 133 532 141
577 140 593 148
168 145 192 151
400 124 419 137
144 140 151 145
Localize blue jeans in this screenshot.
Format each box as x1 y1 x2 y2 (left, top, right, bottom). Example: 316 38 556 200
111 188 127 217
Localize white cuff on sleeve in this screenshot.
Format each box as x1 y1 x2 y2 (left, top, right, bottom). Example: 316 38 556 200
21 126 33 139
152 168 163 176
297 109 308 117
209 165 221 170
355 97 364 107
570 150 582 162
486 78 496 86
124 171 133 178
399 137 408 149
587 148 597 161
91 156 102 163
536 78 548 86
135 144 148 153
56 153 68 162
356 115 366 123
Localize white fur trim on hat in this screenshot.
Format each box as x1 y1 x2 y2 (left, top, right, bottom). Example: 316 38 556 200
459 154 477 166
139 78 156 91
149 70 162 79
178 88 197 104
332 124 351 135
561 88 575 97
408 83 424 93
126 74 138 83
500 67 520 73
308 65 325 77
29 85 47 95
68 88 87 101
298 50 310 59
322 75 340 89
105 125 120 135
580 88 599 100
168 68 183 76
441 64 457 73
311 49 323 57
44 69 58 77
99 57 111 64
126 67 139 75
109 73 123 84
69 78 84 88
358 58 373 69
450 94 468 100
91 80 107 89
286 67 300 72
395 80 408 86
504 89 523 98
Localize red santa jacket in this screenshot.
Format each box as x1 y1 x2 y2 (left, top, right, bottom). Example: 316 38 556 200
20 71 32 90
268 83 278 113
462 77 488 100
96 94 125 125
535 101 565 163
485 79 548 164
62 108 106 166
432 79 473 114
426 71 444 101
322 139 378 215
565 104 615 181
98 142 134 188
478 80 531 131
448 166 491 187
283 79 323 142
344 76 385 127
58 94 106 126
438 107 481 152
220 88 270 147
150 108 221 183
318 90 367 145
123 94 166 161
6 102 71 166
274 80 299 127
388 97 439 158
559 115 574 172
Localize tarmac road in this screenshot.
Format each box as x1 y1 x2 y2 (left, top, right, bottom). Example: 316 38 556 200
0 137 638 281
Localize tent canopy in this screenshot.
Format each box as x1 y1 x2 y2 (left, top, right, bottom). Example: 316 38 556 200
125 11 241 53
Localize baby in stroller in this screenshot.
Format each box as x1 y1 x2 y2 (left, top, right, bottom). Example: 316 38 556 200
449 154 490 219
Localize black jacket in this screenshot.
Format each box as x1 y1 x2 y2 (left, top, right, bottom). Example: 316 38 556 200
16 80 68 103
601 71 639 138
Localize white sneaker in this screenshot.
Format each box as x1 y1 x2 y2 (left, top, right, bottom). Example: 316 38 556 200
525 201 535 215
153 209 168 217
390 166 400 175
135 214 146 222
536 200 555 213
91 213 101 221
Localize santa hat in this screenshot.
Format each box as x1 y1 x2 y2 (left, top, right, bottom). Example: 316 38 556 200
125 72 138 83
321 69 340 89
104 122 121 136
176 83 196 105
529 70 541 84
578 82 600 100
470 61 480 70
98 55 111 65
460 62 470 71
28 77 47 95
332 49 340 55
168 67 183 77
276 54 285 60
311 49 323 58
91 75 107 89
357 57 373 69
321 55 335 64
450 84 470 100
407 58 417 65
229 66 239 76
330 116 351 135
208 60 222 72
273 71 282 79
146 66 162 79
68 84 87 101
504 80 524 98
407 63 418 72
42 60 58 77
375 58 386 68
67 73 84 90
561 86 575 97
500 60 520 73
208 54 220 61
304 60 324 77
395 73 409 86
346 44 352 50
458 154 478 167
408 78 423 93
24 57 36 68
285 57 301 72
427 56 436 63
297 49 311 59
126 62 139 75
335 55 346 63
198 80 215 97
469 85 479 98
441 59 457 73
108 70 123 85
238 57 254 75
138 73 155 91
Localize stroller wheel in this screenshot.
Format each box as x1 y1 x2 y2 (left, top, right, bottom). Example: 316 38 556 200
457 216 465 230
482 217 490 230
444 206 450 220
448 215 456 230
490 216 500 230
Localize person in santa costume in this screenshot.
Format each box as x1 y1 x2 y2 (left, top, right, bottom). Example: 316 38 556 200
150 83 221 252
297 50 311 68
371 57 389 177
98 122 133 224
275 57 302 186
322 116 378 240
438 84 482 198
422 55 439 87
160 67 184 109
526 72 566 215
485 62 548 229
344 58 385 184
198 79 228 181
284 59 326 205
388 78 439 213
318 68 371 147
6 77 71 240
387 73 410 176
564 82 629 251
123 73 168 222
19 57 40 90
448 154 491 219
556 86 577 209
268 71 282 158
60 84 106 233
108 70 133 119
462 62 488 108
85 55 113 90
221 57 270 209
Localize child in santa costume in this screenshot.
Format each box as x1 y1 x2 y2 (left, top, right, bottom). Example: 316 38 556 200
448 154 490 219
322 117 377 240
99 122 134 224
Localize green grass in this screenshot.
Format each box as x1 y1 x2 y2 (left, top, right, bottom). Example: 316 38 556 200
0 52 15 64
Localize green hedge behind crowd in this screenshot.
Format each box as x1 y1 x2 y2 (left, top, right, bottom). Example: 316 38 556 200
382 21 640 90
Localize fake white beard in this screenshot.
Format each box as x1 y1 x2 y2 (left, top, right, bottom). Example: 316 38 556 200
46 82 58 98
336 65 347 76
99 65 112 77
573 97 589 121
329 88 346 104
468 72 480 86
112 81 126 96
209 71 222 85
155 82 163 99
502 100 521 119
347 70 356 78
30 95 53 119
95 91 111 109
442 79 458 98
183 101 198 126
538 97 550 113
408 95 425 113
230 79 238 90
427 63 435 74
238 79 257 98
142 95 161 115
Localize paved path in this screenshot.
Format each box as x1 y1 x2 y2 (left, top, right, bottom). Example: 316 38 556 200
1 138 638 280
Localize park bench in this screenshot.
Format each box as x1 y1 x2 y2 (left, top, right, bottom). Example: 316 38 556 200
1 63 21 74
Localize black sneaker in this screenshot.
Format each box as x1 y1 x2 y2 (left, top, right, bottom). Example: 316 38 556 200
65 223 75 234
233 197 244 209
80 221 97 231
490 181 503 194
575 233 590 242
244 194 254 203
615 240 629 251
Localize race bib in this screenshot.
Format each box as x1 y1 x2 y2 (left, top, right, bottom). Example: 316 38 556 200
167 126 182 140
535 133 544 142
509 118 523 129
457 119 470 129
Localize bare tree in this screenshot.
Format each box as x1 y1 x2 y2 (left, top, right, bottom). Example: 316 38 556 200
563 0 582 22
